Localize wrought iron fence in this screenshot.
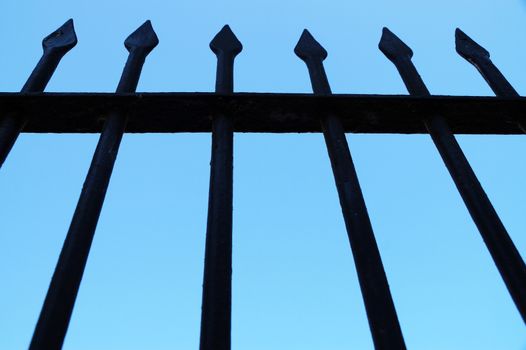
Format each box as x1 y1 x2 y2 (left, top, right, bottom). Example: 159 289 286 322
1 19 524 350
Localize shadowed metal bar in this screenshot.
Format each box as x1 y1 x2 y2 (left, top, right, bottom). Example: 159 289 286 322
455 29 524 131
0 19 77 168
199 25 242 350
295 29 406 350
3 93 525 134
380 27 526 323
29 21 158 350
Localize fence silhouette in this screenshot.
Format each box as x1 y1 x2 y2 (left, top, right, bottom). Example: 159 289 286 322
1 19 524 350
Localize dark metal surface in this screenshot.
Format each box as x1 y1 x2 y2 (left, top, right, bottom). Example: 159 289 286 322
29 21 158 350
0 19 77 168
200 25 242 350
2 92 525 134
455 29 519 97
295 30 406 350
455 29 525 131
380 27 526 323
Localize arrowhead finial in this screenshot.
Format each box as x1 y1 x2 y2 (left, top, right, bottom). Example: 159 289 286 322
124 20 159 54
378 27 413 62
455 28 490 61
42 19 77 54
210 25 243 57
294 29 327 62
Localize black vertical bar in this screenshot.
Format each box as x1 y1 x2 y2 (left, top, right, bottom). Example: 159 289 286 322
200 25 242 350
380 27 526 323
295 30 406 350
0 19 77 168
28 21 158 350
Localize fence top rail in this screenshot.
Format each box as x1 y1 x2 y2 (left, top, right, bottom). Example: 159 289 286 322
1 92 524 134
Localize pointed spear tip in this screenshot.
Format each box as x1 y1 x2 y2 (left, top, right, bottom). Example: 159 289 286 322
124 20 159 54
210 24 243 57
42 18 77 53
455 27 489 60
455 27 466 38
379 27 413 62
294 28 327 62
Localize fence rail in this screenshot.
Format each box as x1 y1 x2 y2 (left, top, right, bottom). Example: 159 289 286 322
2 93 526 134
1 18 525 350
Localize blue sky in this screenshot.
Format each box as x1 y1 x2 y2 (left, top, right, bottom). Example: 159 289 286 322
1 0 525 349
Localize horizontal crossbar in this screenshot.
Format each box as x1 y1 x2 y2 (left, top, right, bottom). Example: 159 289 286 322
1 92 524 134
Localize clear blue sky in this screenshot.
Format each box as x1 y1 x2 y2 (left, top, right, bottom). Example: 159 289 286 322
1 0 525 349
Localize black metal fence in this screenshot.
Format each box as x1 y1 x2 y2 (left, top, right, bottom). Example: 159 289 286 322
1 19 525 350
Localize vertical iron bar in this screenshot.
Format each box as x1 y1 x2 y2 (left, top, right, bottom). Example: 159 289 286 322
29 21 158 350
0 19 77 168
380 28 526 323
199 25 242 350
295 30 406 350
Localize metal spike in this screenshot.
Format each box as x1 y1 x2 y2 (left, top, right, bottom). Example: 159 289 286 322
29 20 158 350
378 27 413 62
208 25 242 94
0 19 78 168
455 28 520 100
294 29 328 61
295 29 406 349
210 25 242 57
42 19 77 53
124 20 159 53
455 29 522 131
117 21 159 92
455 28 490 62
379 27 428 96
380 28 526 323
294 30 331 95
